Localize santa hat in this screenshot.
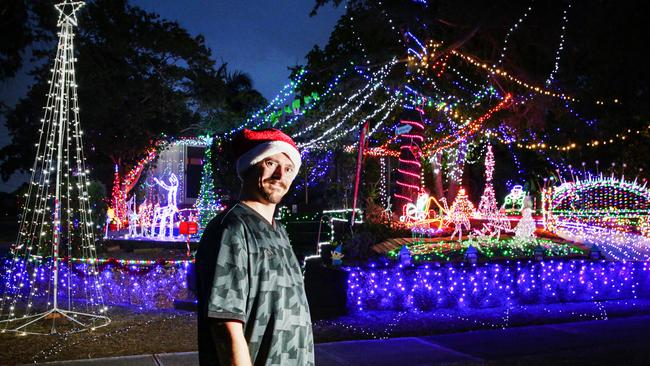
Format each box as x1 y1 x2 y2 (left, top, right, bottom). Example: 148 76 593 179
233 128 301 178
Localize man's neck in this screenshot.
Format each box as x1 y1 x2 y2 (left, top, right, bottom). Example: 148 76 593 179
240 200 276 226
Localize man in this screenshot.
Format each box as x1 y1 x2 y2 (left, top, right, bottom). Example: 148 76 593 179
195 128 314 365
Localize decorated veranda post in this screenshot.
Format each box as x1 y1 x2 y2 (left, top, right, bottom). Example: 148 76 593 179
0 0 109 335
350 121 369 229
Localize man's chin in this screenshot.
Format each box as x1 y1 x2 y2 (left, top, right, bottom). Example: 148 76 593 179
262 189 286 204
266 195 284 204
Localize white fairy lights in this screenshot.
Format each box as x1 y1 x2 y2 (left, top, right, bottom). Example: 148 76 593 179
493 2 534 69
295 60 395 141
478 144 499 218
304 95 400 150
225 68 308 137
0 0 110 335
546 1 571 85
296 60 397 151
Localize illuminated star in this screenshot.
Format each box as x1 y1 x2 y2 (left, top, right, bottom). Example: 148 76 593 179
55 0 85 27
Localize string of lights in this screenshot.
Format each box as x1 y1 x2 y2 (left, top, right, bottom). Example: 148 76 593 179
1 1 109 335
546 1 572 85
224 68 308 136
346 260 647 312
554 222 650 261
294 60 395 141
424 94 512 155
451 50 577 102
493 2 535 69
394 113 425 208
274 68 350 132
311 95 401 150
297 63 396 149
347 6 371 66
387 238 584 262
376 1 405 47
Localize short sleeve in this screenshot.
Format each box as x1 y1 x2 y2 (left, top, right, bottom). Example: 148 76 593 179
207 219 249 322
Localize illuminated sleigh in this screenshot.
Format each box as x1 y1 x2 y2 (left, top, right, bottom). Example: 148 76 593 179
399 192 447 230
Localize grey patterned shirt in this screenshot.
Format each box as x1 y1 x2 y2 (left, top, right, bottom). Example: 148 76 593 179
196 203 314 366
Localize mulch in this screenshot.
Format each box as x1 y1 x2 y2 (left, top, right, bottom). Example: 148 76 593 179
0 306 197 365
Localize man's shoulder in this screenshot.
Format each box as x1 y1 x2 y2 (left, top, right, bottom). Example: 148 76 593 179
205 204 249 231
197 205 249 255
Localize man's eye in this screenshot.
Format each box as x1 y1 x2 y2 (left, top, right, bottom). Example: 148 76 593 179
266 160 276 166
285 167 294 174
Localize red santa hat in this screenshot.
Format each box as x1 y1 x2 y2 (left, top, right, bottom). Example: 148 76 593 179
233 128 301 178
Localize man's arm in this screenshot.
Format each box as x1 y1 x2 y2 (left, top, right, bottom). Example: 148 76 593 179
210 319 252 366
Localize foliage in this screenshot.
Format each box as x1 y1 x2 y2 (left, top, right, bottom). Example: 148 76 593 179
196 142 220 228
305 0 650 187
87 180 108 237
0 0 265 188
211 135 241 205
342 198 410 261
0 0 32 81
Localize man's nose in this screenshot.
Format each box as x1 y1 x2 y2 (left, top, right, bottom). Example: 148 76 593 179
272 165 285 179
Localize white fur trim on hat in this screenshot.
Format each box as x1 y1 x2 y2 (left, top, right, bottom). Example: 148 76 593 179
236 140 302 178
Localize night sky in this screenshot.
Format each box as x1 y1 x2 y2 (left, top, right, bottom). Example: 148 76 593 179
0 0 344 192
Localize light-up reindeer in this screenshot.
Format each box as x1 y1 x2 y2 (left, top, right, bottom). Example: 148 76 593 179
152 173 179 238
126 195 139 237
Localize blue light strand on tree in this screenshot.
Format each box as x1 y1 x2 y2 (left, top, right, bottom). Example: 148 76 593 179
291 150 335 192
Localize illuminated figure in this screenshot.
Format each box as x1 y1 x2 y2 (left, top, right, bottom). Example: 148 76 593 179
104 207 115 238
126 195 139 238
514 207 536 242
449 207 471 241
448 188 475 241
154 173 179 208
137 199 152 237
384 196 393 217
478 144 498 218
148 202 161 238
474 208 512 241
503 185 527 214
400 192 445 230
152 173 179 238
401 193 430 222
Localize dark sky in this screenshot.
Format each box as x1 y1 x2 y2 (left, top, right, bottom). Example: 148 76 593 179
0 0 344 192
131 0 343 98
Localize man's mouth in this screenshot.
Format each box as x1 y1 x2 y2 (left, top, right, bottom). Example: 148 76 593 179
266 181 285 190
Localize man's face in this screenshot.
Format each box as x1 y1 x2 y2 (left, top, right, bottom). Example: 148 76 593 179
245 152 295 204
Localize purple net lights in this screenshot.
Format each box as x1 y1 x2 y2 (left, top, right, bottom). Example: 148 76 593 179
5 258 650 315
1 259 193 311
346 260 650 312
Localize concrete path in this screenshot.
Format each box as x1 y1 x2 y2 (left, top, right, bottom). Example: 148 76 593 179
28 352 198 366
31 315 650 365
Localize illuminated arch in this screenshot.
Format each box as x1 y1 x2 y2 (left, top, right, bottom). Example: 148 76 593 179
545 174 650 233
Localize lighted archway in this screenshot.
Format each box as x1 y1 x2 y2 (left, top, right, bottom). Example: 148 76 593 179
544 175 650 233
